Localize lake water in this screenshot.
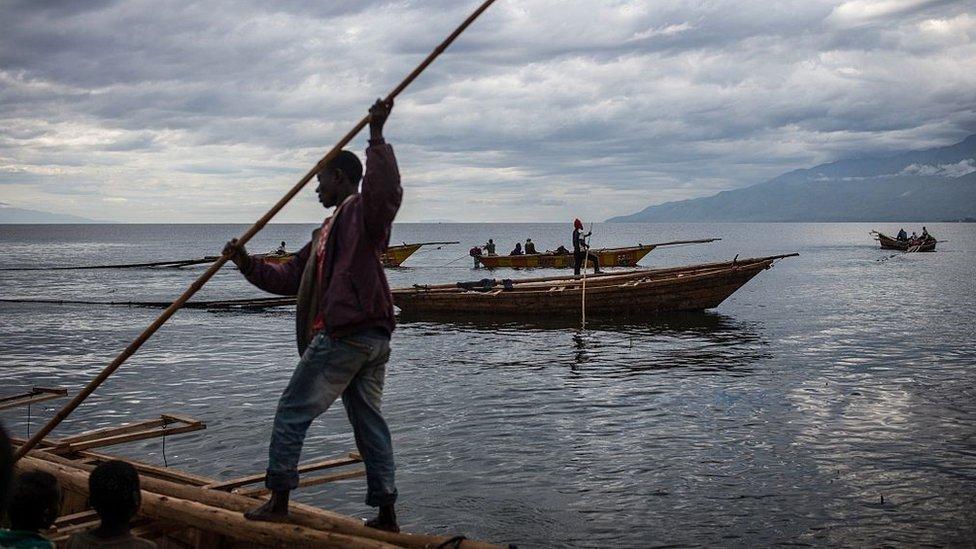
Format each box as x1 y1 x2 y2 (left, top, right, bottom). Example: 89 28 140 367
1 222 974 547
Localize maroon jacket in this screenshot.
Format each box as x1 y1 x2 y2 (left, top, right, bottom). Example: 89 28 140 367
243 139 402 354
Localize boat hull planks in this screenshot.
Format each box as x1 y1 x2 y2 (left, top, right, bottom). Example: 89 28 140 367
394 255 795 318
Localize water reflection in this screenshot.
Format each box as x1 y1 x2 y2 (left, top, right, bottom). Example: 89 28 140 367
397 311 769 379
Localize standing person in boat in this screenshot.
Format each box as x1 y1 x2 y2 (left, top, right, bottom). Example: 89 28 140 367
223 98 401 532
572 218 601 275
524 238 537 254
484 238 496 255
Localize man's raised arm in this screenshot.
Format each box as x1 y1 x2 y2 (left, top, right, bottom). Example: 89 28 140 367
361 98 403 249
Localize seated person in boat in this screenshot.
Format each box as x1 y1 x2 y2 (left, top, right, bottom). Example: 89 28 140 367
524 239 537 254
0 471 60 549
67 460 156 549
572 218 602 275
223 99 401 532
897 228 908 241
921 226 931 240
554 245 570 254
274 241 287 255
484 238 496 255
510 242 524 255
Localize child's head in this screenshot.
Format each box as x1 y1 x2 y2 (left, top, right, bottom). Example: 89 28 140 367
8 471 61 532
89 460 141 525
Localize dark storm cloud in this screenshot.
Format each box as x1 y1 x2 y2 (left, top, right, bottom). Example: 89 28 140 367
1 0 974 222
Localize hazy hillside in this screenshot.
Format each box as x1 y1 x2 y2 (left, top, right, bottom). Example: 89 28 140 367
608 135 976 222
0 203 96 223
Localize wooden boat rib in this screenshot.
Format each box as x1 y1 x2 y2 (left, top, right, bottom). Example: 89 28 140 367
475 238 720 269
2 389 501 548
870 231 936 252
394 254 797 317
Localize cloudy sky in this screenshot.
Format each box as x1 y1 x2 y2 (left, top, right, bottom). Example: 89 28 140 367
1 0 974 222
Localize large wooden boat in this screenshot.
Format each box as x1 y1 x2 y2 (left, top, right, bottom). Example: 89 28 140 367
253 241 458 268
475 238 720 269
871 231 936 252
4 388 500 548
394 254 797 318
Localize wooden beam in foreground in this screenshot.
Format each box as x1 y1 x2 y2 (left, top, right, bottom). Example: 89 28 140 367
0 387 68 411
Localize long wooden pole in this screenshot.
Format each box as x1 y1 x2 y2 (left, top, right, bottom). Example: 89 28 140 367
14 0 497 462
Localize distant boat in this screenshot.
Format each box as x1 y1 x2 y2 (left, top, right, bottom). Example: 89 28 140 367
871 231 936 252
475 238 720 269
394 254 797 318
253 241 459 268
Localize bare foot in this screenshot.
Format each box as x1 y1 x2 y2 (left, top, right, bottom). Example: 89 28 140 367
244 499 290 523
365 516 400 533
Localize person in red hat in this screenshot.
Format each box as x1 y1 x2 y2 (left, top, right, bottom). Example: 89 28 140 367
572 218 601 275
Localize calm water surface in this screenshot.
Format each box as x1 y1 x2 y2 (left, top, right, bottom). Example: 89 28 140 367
1 222 974 547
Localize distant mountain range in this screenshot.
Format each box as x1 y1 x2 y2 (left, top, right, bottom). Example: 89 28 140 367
608 134 976 222
0 203 96 223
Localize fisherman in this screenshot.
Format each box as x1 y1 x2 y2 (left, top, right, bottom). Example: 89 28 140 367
897 228 908 241
469 245 483 268
510 242 524 255
223 99 401 532
524 239 537 254
554 245 570 254
485 238 496 255
921 226 931 240
274 241 287 255
572 218 601 275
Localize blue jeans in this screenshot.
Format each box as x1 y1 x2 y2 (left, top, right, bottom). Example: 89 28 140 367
265 328 397 507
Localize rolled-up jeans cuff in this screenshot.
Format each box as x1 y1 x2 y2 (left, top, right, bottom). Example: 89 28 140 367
266 469 299 491
366 489 397 508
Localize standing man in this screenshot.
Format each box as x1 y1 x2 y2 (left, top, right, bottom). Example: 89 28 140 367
572 218 601 275
223 98 402 532
484 238 496 255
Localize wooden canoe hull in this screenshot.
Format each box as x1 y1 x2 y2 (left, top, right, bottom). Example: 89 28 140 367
875 232 936 252
254 244 424 268
381 243 423 267
476 245 655 269
394 255 792 318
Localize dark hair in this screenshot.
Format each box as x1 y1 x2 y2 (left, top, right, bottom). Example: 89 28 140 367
320 150 363 185
89 460 141 523
0 422 12 516
8 471 60 531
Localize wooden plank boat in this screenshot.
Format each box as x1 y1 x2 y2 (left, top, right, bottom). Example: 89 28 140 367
475 238 720 269
253 241 459 268
394 254 797 318
871 231 936 252
3 389 501 548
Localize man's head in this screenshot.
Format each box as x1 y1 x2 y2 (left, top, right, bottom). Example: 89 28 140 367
574 218 583 230
8 471 60 532
89 460 141 526
316 151 363 208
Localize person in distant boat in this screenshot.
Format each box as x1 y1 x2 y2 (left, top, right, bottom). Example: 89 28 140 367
510 242 524 255
223 99 401 532
572 218 601 275
910 231 918 243
921 226 931 240
274 241 287 255
524 239 537 254
897 228 908 241
469 245 483 268
554 245 570 254
485 238 496 255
